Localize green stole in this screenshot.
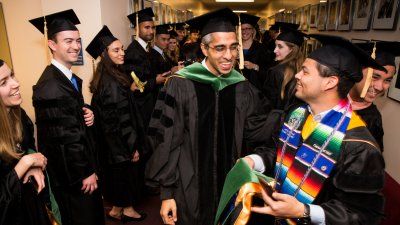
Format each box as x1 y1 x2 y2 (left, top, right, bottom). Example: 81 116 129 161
176 62 245 91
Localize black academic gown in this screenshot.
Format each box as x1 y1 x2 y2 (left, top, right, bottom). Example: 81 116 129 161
124 40 159 129
91 71 144 206
145 76 272 225
242 41 274 90
263 62 301 110
355 104 384 151
151 48 174 76
255 109 385 225
0 109 51 225
32 64 104 225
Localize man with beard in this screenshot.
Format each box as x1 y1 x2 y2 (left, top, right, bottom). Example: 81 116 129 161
247 34 386 225
145 8 271 225
30 9 104 225
349 41 399 151
125 8 169 129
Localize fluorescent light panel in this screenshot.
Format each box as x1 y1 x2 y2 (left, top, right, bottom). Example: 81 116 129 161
216 0 254 2
233 10 248 13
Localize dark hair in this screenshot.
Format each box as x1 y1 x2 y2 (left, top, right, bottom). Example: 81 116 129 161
316 62 355 99
89 48 130 93
0 59 4 67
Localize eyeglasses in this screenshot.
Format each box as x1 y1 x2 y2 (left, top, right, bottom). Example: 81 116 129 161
206 44 240 54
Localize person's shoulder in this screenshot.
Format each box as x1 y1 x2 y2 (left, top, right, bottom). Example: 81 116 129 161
343 126 382 155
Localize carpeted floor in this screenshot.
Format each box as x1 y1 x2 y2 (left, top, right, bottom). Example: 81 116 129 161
104 195 163 225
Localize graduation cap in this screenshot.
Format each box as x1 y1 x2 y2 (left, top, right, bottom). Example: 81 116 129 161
276 28 308 47
186 8 239 37
173 22 186 31
239 13 260 27
356 41 400 67
29 9 80 39
127 7 154 27
156 24 172 35
269 22 300 32
309 34 387 83
169 30 178 38
85 25 117 59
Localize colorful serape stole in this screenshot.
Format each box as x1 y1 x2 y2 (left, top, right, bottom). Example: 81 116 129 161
274 99 352 224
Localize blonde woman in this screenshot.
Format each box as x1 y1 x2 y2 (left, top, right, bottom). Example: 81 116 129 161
0 59 50 225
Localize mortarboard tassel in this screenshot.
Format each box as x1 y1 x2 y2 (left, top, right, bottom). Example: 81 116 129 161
360 42 377 98
135 13 139 41
43 17 51 64
91 58 96 75
238 17 244 70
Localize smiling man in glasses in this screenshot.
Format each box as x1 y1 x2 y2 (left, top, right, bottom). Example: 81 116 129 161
145 8 271 225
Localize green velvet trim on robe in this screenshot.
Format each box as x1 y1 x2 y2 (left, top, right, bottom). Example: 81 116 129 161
176 62 245 91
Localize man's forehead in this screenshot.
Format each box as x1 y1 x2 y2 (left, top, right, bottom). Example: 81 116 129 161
56 30 80 39
209 32 237 44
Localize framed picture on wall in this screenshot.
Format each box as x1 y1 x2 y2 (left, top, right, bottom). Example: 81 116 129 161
153 1 160 25
338 0 354 30
327 0 340 30
302 5 311 30
352 0 375 30
317 2 328 30
388 68 400 102
372 0 400 29
275 12 284 22
310 4 319 28
143 0 152 10
295 8 302 27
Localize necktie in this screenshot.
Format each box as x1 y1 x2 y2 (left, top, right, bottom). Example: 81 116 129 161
70 76 79 91
146 43 151 52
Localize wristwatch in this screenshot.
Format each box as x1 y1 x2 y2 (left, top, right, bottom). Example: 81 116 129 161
253 64 259 71
296 203 311 224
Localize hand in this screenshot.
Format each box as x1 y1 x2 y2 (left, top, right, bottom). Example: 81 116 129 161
156 73 168 84
81 173 98 194
21 153 47 170
244 61 256 70
23 168 46 193
83 107 94 127
132 150 140 162
130 82 139 92
160 199 177 225
251 189 305 218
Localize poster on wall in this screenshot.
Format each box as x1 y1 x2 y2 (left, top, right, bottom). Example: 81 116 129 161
310 4 319 28
317 3 328 30
372 0 400 29
352 0 375 30
302 5 311 30
327 0 340 30
388 68 400 102
338 0 354 30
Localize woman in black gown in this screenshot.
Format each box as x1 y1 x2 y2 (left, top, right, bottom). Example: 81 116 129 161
263 28 306 110
0 59 51 225
87 26 146 222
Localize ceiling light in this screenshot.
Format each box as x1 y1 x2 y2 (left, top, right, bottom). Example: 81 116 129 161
320 0 327 2
278 8 285 13
216 0 254 2
233 10 248 13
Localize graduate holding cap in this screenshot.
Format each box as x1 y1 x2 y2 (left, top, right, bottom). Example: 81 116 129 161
87 25 147 223
145 8 272 225
239 13 274 91
30 9 105 225
349 41 400 151
246 34 386 225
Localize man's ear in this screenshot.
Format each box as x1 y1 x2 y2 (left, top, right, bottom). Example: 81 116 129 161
324 75 339 91
48 39 57 52
200 43 208 57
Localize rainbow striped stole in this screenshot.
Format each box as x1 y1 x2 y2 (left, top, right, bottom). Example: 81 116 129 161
274 100 352 224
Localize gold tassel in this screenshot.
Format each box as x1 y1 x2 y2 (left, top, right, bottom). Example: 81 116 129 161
360 42 376 98
135 13 139 41
92 58 96 74
43 16 51 64
238 18 244 70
